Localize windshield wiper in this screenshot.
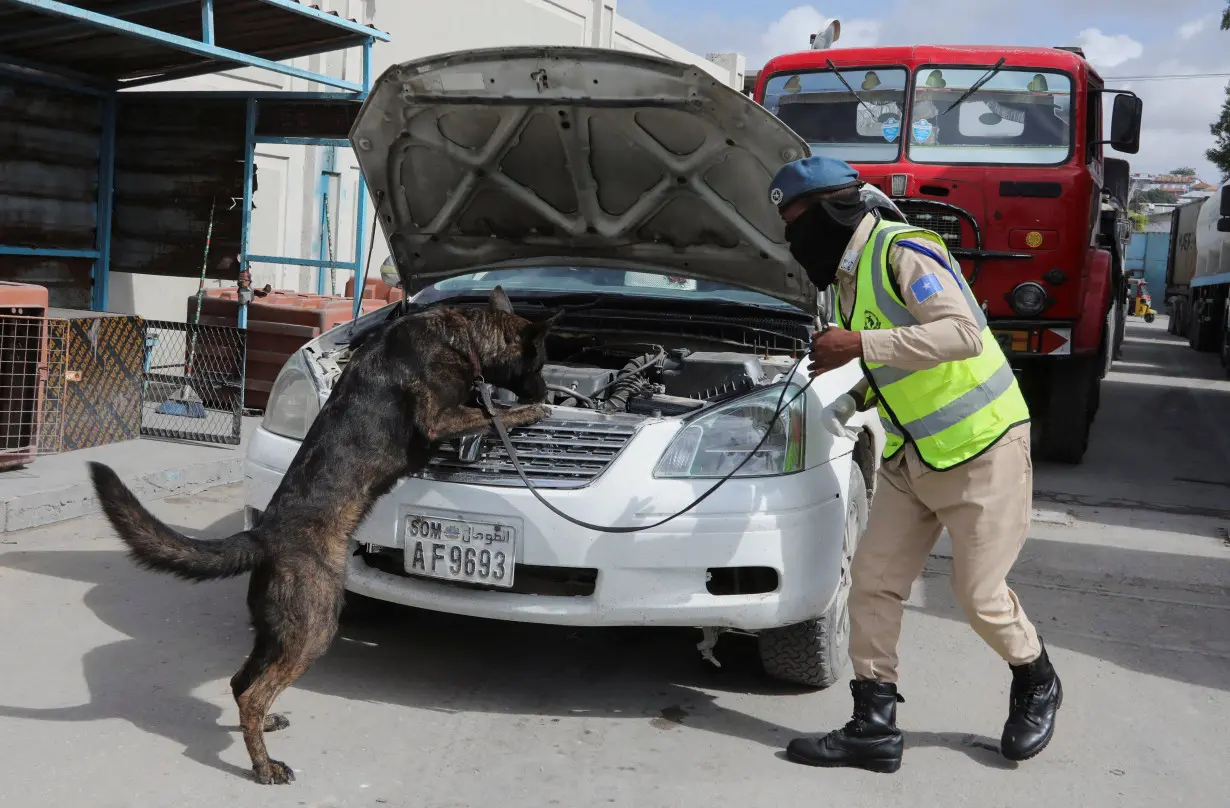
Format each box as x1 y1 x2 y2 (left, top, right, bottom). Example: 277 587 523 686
825 59 879 121
939 56 1006 117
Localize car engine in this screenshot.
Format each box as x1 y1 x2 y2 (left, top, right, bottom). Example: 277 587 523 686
490 344 800 416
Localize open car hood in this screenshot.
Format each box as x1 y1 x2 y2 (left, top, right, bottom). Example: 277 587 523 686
349 46 818 312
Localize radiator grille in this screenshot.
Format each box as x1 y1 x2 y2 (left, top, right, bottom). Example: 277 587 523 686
896 204 969 250
416 413 640 488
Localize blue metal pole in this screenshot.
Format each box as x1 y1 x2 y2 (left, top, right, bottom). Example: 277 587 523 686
0 247 99 258
314 158 329 295
200 0 214 45
351 36 375 320
92 94 117 311
362 37 373 91
239 97 256 330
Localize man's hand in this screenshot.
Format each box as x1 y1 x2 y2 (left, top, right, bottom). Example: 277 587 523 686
809 326 863 377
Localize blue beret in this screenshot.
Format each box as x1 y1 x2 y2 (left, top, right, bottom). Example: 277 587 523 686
769 156 860 208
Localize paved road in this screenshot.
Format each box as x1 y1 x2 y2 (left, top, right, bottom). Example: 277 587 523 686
1 318 1227 808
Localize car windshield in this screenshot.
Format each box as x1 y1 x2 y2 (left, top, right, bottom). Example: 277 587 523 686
908 67 1072 165
410 266 800 311
760 67 908 163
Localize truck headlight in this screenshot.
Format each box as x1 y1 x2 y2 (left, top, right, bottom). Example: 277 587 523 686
653 383 806 478
1010 282 1048 317
262 351 321 441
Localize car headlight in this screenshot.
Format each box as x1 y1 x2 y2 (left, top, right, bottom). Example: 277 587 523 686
262 351 322 441
1010 281 1048 317
653 383 806 478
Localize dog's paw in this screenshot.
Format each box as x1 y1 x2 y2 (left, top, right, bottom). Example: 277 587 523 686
263 713 290 732
522 403 550 423
253 759 296 785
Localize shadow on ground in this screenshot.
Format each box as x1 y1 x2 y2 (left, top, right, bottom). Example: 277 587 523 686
0 501 1023 781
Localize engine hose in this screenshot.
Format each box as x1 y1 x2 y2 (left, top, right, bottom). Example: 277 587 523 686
546 384 596 408
475 353 814 534
604 352 660 412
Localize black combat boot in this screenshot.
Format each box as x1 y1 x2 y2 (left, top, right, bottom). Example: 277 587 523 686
1001 637 1063 761
786 679 904 773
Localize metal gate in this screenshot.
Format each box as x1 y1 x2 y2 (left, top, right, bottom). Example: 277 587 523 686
0 314 69 467
140 320 246 446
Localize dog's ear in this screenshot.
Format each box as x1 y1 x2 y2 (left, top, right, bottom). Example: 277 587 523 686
523 310 565 344
488 285 515 315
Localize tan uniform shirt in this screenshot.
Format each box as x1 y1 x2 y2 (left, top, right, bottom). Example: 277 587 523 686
836 212 983 370
835 212 1030 468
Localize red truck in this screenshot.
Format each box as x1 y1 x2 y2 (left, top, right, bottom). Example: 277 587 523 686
751 34 1143 463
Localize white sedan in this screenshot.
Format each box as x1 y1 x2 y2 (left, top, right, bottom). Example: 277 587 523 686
244 46 885 689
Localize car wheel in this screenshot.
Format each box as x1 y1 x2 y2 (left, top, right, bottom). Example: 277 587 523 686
757 463 868 689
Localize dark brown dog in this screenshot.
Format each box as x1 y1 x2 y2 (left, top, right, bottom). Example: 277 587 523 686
88 286 558 785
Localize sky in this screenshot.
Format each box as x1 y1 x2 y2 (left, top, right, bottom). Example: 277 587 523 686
618 0 1230 182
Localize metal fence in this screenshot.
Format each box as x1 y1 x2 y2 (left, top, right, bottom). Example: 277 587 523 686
0 314 69 467
140 320 246 446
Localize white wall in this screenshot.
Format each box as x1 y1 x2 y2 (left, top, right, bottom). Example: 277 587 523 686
112 0 744 320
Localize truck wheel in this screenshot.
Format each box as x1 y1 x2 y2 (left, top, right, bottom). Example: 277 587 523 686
1189 293 1222 352
1035 359 1096 464
1221 321 1230 377
1113 299 1127 360
758 463 868 689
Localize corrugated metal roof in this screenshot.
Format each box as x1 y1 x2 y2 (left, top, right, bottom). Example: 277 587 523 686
0 0 384 85
0 75 101 306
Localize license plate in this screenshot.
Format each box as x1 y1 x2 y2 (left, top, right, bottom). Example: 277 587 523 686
402 514 516 588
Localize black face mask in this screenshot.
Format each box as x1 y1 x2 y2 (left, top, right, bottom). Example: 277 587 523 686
783 189 869 290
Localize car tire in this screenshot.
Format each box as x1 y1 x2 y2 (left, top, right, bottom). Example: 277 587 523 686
757 463 868 690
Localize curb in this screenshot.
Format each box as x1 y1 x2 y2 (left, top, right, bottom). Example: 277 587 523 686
1 456 244 534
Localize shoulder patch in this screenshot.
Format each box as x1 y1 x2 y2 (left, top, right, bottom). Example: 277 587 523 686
909 272 944 304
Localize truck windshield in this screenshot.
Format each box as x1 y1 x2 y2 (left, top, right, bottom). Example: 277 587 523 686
760 67 908 163
907 67 1072 165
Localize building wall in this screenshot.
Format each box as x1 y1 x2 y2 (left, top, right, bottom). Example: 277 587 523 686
111 0 745 321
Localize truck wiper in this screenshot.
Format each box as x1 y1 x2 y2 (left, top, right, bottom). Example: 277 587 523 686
940 56 1006 117
825 59 879 120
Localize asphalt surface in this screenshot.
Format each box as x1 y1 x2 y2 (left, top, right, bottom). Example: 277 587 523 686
1 317 1227 808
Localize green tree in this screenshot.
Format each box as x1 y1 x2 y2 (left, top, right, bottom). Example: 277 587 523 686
1208 4 1230 180
1170 166 1197 177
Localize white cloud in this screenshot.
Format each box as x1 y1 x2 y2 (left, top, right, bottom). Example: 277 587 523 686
1075 28 1144 69
1178 18 1207 40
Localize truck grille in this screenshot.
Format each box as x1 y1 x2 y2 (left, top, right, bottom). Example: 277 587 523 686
415 412 640 488
896 204 969 250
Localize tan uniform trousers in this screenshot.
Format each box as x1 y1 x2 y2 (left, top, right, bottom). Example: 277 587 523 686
848 422 1042 683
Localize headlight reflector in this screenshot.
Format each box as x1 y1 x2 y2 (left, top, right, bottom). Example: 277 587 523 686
1010 281 1048 317
653 383 806 478
261 351 321 441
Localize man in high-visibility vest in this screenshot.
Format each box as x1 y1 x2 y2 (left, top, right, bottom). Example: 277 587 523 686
770 155 1061 772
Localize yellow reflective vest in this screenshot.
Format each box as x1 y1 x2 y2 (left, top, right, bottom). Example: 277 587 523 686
836 218 1031 471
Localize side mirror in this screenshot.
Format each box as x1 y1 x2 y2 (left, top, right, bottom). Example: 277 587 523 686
1220 185 1230 218
1217 218 1230 233
1109 93 1143 154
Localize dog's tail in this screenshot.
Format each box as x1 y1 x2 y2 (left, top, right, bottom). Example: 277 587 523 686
87 461 264 581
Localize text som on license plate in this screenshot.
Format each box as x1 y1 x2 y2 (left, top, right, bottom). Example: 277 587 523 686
404 516 516 587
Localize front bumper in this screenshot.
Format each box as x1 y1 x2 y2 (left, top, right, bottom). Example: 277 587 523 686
244 422 853 632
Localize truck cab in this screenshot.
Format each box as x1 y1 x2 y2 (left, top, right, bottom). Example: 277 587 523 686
752 38 1143 462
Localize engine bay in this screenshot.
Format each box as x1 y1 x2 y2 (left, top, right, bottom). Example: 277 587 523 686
489 337 801 416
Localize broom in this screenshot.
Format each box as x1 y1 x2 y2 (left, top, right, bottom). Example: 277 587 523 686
155 198 215 418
